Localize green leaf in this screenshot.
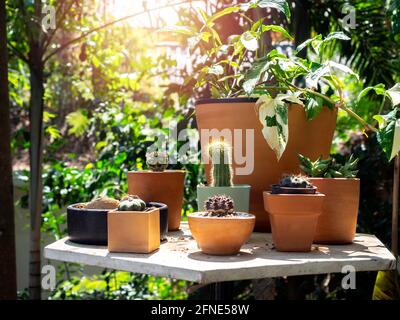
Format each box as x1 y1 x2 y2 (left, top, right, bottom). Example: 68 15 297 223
296 34 322 53
162 25 196 36
387 83 400 107
256 94 289 160
327 61 359 80
261 25 293 40
305 96 324 120
207 6 240 25
240 31 259 51
375 108 400 160
357 84 386 102
242 0 291 20
205 65 224 75
243 55 270 95
66 109 90 137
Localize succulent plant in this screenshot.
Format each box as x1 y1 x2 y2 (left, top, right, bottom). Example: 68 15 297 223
298 154 359 178
146 151 169 172
279 174 313 188
85 196 120 209
208 140 233 187
118 195 146 212
203 194 235 217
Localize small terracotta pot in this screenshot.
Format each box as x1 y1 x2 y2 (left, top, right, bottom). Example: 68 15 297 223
309 178 360 244
128 170 185 231
263 192 325 252
188 213 255 255
108 208 160 253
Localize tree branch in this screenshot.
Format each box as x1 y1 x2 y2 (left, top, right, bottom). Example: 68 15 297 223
43 0 189 63
7 43 29 63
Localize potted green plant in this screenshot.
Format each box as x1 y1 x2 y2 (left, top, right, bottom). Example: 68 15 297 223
263 175 325 252
298 154 360 244
188 194 255 255
197 139 250 212
170 1 400 232
127 151 185 231
108 195 160 253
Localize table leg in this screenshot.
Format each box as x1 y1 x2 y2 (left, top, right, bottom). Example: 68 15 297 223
211 281 234 300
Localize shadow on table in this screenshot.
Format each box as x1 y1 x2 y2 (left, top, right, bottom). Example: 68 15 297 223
187 250 257 263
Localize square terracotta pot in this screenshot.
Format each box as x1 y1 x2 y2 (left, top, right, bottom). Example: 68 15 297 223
108 208 160 253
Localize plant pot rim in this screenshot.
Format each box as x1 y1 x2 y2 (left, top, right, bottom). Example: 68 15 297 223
109 207 159 214
195 97 259 105
263 191 325 197
308 177 360 181
67 203 113 213
147 202 167 210
128 170 186 174
197 184 251 189
188 212 255 220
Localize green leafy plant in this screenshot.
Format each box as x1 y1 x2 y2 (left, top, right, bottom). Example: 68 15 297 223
171 1 400 163
208 140 233 187
298 154 359 178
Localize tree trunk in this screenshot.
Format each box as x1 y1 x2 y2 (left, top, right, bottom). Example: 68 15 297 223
0 0 17 300
28 45 44 300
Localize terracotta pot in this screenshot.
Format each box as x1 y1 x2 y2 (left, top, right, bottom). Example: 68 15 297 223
196 98 337 232
188 213 255 255
263 192 325 252
197 185 251 212
309 178 360 244
128 170 185 231
108 208 160 253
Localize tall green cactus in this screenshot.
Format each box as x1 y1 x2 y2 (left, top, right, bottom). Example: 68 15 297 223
208 140 233 187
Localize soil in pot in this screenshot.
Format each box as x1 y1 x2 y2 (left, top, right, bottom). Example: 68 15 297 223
127 170 185 231
196 99 337 232
310 178 360 244
263 192 325 252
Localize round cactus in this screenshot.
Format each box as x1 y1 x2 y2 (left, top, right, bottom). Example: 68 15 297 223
85 196 120 209
204 194 235 217
118 195 146 212
146 151 169 172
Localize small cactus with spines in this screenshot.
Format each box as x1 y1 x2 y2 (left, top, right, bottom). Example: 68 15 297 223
208 140 233 187
146 151 169 172
203 195 235 217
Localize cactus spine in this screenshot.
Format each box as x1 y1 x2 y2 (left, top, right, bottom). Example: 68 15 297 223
208 140 233 187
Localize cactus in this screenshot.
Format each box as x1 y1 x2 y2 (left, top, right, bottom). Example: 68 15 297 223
298 154 359 178
279 174 313 188
146 151 169 172
203 194 235 217
85 196 120 209
208 140 233 187
118 195 146 212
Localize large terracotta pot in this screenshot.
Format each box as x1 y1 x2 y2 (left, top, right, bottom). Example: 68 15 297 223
263 192 325 252
310 178 360 244
127 170 185 231
188 213 255 255
196 98 337 232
